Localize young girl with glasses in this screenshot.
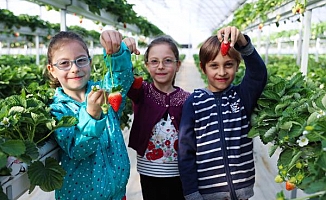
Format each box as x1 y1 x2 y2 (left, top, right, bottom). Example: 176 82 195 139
130 35 190 200
178 26 267 200
45 30 139 199
101 32 190 199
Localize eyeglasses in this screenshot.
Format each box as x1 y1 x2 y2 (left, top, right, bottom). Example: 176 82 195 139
147 58 178 68
53 56 91 71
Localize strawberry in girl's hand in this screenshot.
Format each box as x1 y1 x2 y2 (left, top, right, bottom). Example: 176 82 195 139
132 75 143 89
221 41 230 56
108 86 123 112
108 92 122 112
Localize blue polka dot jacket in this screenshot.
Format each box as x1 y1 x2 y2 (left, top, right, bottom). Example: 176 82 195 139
49 42 133 200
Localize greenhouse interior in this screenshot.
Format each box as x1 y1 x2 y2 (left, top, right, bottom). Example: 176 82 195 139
1 0 326 200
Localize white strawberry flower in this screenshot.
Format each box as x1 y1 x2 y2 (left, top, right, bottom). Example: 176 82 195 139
297 135 309 147
317 110 326 118
0 117 10 127
91 85 101 91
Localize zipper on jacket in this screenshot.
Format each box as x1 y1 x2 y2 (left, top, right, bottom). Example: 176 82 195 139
216 95 238 200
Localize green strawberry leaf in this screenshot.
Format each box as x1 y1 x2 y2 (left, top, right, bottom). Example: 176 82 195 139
55 116 78 128
0 151 8 169
28 157 66 192
0 139 26 156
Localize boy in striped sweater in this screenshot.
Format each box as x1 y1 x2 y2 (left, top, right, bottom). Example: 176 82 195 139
178 26 267 200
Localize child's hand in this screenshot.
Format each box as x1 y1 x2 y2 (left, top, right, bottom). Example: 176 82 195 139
100 30 123 55
217 26 247 47
87 89 107 119
123 37 140 55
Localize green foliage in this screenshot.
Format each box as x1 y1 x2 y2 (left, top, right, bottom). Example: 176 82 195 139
0 9 52 31
67 25 101 46
78 0 164 36
9 0 165 37
224 0 298 31
0 90 77 157
249 72 326 198
0 57 44 98
0 108 76 195
0 9 100 45
28 157 66 192
0 61 78 196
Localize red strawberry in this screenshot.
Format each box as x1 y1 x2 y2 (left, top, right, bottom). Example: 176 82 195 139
285 181 296 191
132 75 143 89
221 41 230 56
108 85 123 112
108 91 122 112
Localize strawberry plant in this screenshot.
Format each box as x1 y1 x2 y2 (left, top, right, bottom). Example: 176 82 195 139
100 53 123 114
0 83 77 199
0 58 43 98
248 72 326 199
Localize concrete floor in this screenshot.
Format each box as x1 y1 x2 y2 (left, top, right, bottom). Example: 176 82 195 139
18 58 308 200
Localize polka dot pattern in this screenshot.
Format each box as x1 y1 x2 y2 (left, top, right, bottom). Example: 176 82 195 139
50 44 133 200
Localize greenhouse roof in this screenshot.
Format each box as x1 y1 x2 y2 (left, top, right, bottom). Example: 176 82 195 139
2 0 326 47
127 0 247 46
127 0 326 46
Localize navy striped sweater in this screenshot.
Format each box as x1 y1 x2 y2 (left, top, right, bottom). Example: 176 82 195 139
178 47 267 200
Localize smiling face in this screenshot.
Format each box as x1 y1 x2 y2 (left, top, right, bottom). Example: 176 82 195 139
202 51 239 92
47 40 91 99
145 43 180 89
199 35 241 93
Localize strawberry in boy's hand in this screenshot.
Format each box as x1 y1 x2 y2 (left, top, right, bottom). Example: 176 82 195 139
131 75 143 89
221 41 230 56
108 86 122 112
